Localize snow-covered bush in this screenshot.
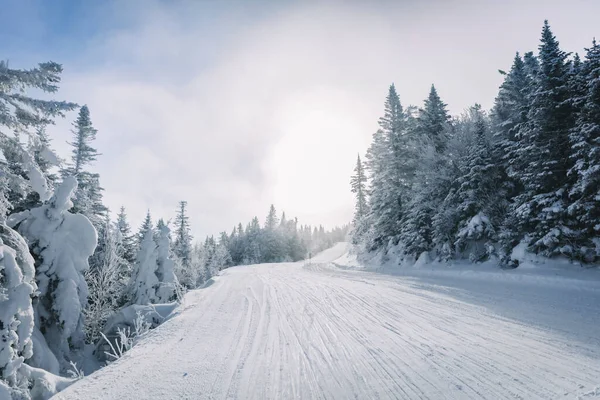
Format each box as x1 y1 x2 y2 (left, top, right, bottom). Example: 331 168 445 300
455 212 497 262
9 177 97 371
99 310 151 362
96 303 177 363
0 223 36 395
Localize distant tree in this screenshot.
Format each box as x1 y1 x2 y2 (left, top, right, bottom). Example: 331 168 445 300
137 210 153 246
116 206 136 264
262 205 282 262
173 201 192 268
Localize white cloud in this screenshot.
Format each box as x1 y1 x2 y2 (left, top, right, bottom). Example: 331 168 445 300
46 0 600 238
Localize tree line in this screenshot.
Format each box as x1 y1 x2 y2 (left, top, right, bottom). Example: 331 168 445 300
0 61 345 398
351 21 600 266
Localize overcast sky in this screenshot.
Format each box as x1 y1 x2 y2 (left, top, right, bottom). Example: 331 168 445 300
2 0 599 238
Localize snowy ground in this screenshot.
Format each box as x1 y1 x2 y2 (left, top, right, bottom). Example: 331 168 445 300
57 243 600 399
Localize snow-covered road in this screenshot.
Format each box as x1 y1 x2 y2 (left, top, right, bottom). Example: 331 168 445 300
57 244 600 399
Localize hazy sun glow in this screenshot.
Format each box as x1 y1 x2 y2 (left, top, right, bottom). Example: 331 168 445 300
267 86 370 226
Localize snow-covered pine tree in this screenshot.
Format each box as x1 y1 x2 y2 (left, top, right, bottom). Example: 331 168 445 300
137 210 153 247
398 86 451 259
209 239 232 274
244 217 262 264
364 128 389 250
84 215 126 343
10 177 97 371
228 223 246 266
262 205 282 262
129 222 160 305
364 84 415 251
450 106 506 261
417 84 450 153
350 154 368 245
513 21 576 257
62 105 107 229
491 53 539 260
116 206 136 265
173 201 192 269
283 217 304 262
0 61 76 215
155 220 178 302
568 38 600 261
492 53 534 179
401 143 443 259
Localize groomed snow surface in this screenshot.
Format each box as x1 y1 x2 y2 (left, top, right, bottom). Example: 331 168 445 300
57 243 600 399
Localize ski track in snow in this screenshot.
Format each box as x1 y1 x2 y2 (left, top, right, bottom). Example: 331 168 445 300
57 244 600 400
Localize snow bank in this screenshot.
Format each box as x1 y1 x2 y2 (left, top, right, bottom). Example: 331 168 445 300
21 364 77 400
329 243 600 290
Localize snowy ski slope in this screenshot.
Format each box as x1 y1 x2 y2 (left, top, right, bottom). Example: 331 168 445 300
57 243 600 399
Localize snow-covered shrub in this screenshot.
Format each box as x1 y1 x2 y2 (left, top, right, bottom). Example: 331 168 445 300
99 311 151 362
96 304 177 363
455 212 496 262
9 177 97 371
20 363 78 400
0 224 36 394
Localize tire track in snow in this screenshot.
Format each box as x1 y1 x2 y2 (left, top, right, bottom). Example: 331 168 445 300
57 254 600 400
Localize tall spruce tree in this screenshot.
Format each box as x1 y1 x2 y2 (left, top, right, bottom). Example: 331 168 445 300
174 201 193 268
365 84 410 249
513 20 576 257
63 105 107 229
350 154 368 244
417 84 450 153
262 204 282 262
568 38 600 261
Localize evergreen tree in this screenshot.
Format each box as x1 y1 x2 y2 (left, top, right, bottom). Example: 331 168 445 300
138 210 153 246
492 53 534 179
417 84 450 153
0 220 36 394
116 206 136 264
244 217 262 264
173 201 192 268
155 221 178 302
262 205 282 262
12 177 97 370
450 106 505 261
0 61 76 216
568 38 600 261
129 223 160 305
513 21 576 257
62 105 107 229
350 154 368 244
364 84 413 249
84 215 126 343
